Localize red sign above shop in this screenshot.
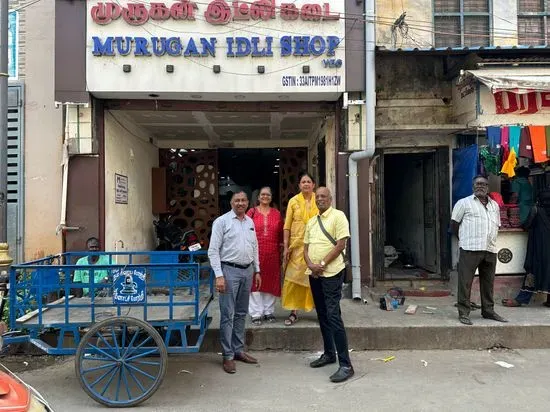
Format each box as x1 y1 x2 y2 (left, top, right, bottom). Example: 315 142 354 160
493 91 550 115
91 1 340 26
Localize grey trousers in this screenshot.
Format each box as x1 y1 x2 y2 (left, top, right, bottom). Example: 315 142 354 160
457 248 497 317
219 264 253 360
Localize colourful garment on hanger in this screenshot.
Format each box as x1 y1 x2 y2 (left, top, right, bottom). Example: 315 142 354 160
500 147 517 178
509 126 521 156
519 126 534 160
546 126 550 159
528 126 549 164
486 126 501 154
501 126 510 165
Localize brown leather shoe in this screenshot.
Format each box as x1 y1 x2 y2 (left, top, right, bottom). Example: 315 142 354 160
235 352 258 364
223 359 236 374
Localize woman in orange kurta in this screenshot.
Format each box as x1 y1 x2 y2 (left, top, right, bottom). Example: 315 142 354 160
282 173 318 325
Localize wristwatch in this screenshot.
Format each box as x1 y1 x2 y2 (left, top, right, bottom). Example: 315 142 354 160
320 260 326 268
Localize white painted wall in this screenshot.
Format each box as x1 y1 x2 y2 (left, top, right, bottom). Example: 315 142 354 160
24 0 63 259
86 0 346 100
104 112 159 252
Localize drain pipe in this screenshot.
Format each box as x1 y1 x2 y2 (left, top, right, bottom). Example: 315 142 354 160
349 0 376 300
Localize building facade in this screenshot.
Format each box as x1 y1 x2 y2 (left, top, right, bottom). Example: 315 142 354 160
9 0 550 299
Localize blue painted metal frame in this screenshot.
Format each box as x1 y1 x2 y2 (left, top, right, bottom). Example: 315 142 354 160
3 251 214 355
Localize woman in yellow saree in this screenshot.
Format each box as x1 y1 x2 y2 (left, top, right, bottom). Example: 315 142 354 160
282 172 318 325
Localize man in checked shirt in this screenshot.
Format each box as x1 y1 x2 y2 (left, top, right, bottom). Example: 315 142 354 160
451 175 508 325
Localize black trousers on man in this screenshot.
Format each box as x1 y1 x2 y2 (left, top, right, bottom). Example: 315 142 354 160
457 248 497 317
309 270 351 368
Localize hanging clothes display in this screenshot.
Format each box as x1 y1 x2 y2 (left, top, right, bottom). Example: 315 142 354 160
509 126 521 156
501 147 517 178
519 126 534 160
501 126 510 166
479 146 500 175
528 126 549 164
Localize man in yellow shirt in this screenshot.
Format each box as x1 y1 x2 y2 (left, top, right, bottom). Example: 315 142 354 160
304 187 354 383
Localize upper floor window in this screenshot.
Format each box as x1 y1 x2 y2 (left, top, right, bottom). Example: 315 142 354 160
434 0 491 48
518 0 549 45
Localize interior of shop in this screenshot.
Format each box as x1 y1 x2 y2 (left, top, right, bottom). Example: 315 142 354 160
218 149 281 214
101 109 332 250
383 152 441 278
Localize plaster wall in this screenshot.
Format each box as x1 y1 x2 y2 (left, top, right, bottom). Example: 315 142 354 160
23 0 64 259
104 113 159 253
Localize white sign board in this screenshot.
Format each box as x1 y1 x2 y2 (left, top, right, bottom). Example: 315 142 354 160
86 0 346 100
115 173 128 204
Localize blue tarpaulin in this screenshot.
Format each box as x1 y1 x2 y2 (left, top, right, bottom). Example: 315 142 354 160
452 145 478 207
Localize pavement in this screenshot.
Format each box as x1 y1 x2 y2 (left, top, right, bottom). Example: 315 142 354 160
9 349 550 411
199 287 550 352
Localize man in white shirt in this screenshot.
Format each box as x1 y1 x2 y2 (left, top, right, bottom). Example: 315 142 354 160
451 175 507 325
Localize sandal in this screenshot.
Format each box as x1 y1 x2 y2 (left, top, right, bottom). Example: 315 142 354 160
284 313 297 326
264 314 276 323
501 298 521 307
251 317 262 326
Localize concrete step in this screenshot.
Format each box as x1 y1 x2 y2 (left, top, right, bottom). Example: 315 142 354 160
200 294 550 352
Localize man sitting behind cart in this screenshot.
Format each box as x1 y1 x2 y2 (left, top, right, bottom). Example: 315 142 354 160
72 237 110 297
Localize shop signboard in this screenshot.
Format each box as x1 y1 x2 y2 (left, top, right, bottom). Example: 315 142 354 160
86 0 346 99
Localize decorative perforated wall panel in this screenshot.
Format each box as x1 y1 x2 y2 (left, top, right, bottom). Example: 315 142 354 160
160 150 219 246
279 148 308 219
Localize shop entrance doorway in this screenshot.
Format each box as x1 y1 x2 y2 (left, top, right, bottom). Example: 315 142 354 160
159 147 308 246
373 148 451 281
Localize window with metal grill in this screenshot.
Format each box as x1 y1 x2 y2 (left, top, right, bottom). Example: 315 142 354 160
434 0 491 48
518 0 548 45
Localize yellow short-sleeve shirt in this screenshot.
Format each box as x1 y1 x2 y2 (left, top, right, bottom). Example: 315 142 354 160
304 207 350 277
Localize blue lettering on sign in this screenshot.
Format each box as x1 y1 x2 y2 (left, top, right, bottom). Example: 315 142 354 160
90 35 342 58
115 36 132 56
226 37 235 57
235 37 251 57
322 58 343 68
92 36 114 56
152 37 166 56
134 37 151 56
201 37 217 57
184 38 200 57
167 37 183 56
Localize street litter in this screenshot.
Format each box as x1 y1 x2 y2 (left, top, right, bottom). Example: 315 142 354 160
495 361 514 369
405 305 418 314
421 360 428 367
363 298 369 305
349 349 354 353
371 355 396 363
23 361 28 367
422 310 434 314
425 306 437 311
178 369 192 374
306 351 324 360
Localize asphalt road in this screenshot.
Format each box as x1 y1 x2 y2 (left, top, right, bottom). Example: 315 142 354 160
8 349 550 411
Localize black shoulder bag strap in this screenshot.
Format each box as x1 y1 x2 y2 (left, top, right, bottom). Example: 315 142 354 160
316 216 348 264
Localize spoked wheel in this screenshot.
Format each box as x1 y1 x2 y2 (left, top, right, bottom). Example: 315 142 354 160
75 317 167 408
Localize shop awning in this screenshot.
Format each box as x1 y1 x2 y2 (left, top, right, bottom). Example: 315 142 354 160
462 68 550 94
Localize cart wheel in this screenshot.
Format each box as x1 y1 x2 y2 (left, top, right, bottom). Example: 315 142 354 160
75 317 167 408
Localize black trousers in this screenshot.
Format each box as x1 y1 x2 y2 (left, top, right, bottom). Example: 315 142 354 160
457 248 497 317
309 271 351 368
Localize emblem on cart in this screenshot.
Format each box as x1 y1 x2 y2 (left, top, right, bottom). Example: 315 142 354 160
113 269 146 304
497 248 513 264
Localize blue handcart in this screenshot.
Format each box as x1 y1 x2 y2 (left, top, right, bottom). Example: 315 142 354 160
1 250 214 408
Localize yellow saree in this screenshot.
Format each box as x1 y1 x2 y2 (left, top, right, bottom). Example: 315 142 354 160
281 192 318 311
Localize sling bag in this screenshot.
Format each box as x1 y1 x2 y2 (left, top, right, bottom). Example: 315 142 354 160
316 216 349 267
